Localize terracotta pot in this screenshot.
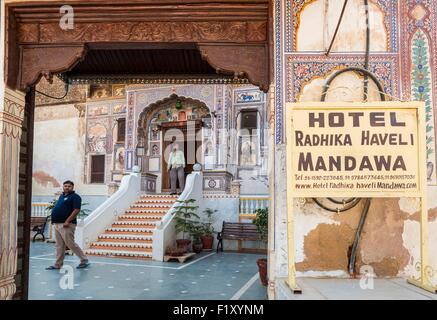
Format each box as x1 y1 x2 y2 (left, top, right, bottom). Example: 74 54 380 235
200 235 214 251
257 258 268 286
176 239 191 253
192 242 203 254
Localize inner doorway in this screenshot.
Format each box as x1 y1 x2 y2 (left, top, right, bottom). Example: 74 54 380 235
160 120 204 191
137 95 211 193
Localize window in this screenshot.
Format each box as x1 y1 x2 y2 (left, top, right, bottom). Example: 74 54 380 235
90 155 105 183
240 110 258 133
117 118 126 142
238 110 259 166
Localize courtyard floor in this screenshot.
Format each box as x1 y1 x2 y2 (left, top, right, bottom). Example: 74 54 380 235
29 242 267 300
277 277 437 300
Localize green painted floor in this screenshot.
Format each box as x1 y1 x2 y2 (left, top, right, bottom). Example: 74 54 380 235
29 242 267 300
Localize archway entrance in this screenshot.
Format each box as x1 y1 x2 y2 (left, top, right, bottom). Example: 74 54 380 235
137 95 211 192
1 0 272 300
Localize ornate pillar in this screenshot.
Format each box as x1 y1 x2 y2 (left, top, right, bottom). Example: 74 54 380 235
0 87 26 300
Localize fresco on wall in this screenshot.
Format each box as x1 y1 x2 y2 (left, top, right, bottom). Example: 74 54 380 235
89 85 112 99
151 144 160 156
113 103 127 114
239 137 258 166
153 104 209 124
235 90 262 104
88 104 109 117
87 122 108 153
114 146 125 171
113 85 126 98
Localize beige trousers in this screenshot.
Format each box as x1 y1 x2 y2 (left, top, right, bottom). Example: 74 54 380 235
54 223 88 267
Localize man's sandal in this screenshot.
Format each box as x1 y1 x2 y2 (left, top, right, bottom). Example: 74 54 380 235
76 261 90 269
45 266 61 270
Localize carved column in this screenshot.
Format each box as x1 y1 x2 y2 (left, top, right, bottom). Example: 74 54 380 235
0 87 26 300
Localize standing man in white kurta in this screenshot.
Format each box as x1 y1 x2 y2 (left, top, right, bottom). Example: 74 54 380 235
168 143 186 195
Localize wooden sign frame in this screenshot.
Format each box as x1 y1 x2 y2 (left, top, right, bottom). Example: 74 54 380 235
285 101 436 294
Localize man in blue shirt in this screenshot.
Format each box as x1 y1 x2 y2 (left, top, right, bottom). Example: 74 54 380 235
46 181 89 270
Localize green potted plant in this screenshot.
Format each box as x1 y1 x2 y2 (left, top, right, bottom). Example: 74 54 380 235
172 199 199 253
200 208 217 251
189 223 204 254
252 207 268 286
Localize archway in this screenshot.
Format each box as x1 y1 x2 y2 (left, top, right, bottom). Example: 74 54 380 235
136 94 212 192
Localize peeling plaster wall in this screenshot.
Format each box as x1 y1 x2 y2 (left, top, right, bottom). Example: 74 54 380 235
32 104 108 209
297 0 387 52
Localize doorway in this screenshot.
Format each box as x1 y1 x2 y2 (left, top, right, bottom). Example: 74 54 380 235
160 120 203 191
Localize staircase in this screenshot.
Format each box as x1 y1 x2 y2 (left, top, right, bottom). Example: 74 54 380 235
85 194 178 259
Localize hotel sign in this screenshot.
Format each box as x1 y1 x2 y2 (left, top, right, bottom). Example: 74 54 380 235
286 102 426 198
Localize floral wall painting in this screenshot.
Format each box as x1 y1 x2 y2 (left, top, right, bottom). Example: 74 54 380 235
411 29 436 184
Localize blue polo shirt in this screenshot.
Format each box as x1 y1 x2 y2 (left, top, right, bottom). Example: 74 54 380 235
51 191 82 224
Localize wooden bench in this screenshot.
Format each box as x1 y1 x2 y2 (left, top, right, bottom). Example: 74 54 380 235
216 221 261 253
31 215 50 242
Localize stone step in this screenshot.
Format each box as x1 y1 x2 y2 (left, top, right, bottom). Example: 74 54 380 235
112 221 157 227
105 227 154 234
118 215 162 221
140 194 178 198
98 234 153 242
130 205 172 210
85 249 152 259
125 209 168 214
131 203 173 207
90 242 153 252
133 199 176 206
123 211 167 216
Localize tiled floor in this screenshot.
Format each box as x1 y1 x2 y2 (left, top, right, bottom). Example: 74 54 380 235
29 242 267 300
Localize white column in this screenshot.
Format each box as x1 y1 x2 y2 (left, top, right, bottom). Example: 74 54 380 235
0 87 26 300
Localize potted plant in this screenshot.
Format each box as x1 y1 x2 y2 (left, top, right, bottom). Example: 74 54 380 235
252 207 268 286
200 208 217 251
165 246 186 257
172 199 199 253
189 223 204 254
